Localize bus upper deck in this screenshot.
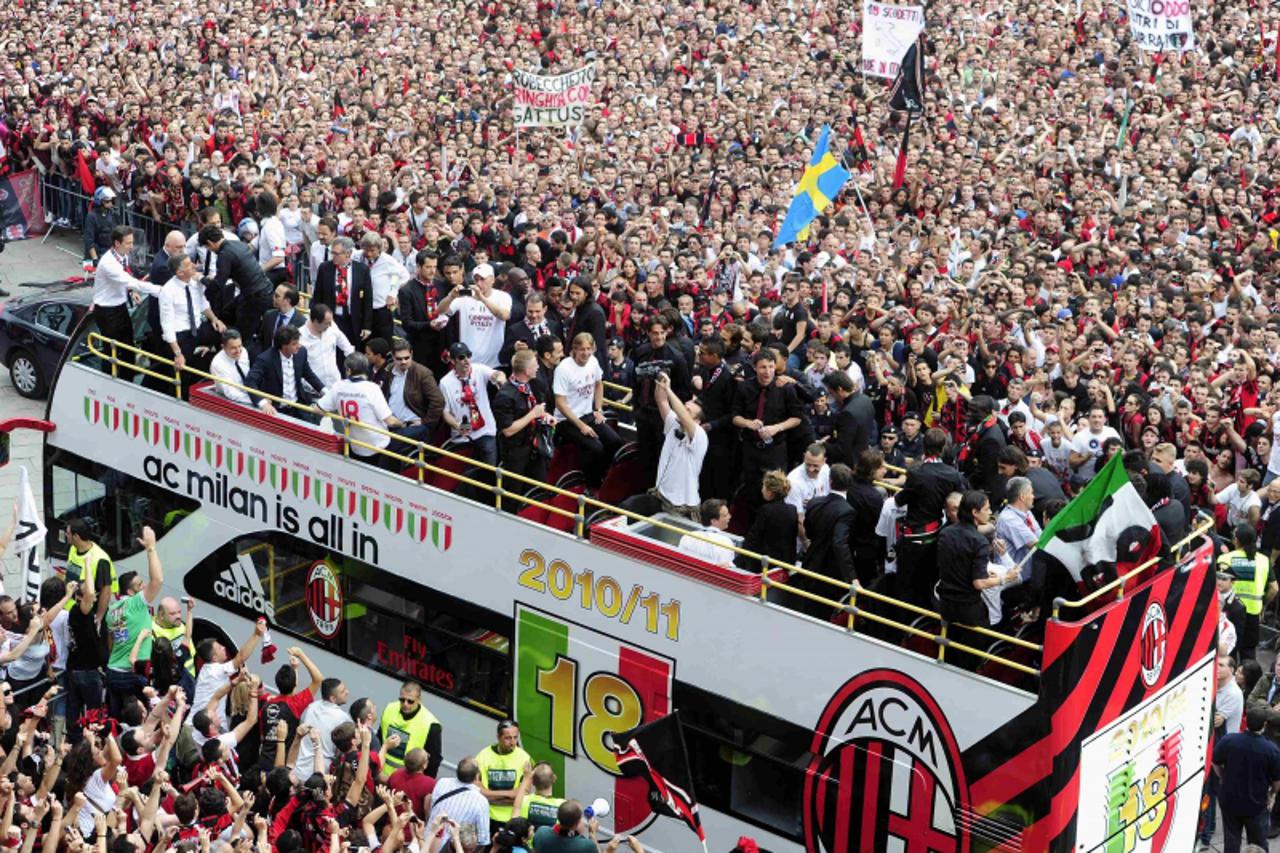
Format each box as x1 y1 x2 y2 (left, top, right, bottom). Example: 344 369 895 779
39 328 1220 852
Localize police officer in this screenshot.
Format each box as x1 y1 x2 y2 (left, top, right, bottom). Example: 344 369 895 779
379 681 443 778
1219 524 1275 661
63 519 117 609
895 428 966 607
83 187 122 267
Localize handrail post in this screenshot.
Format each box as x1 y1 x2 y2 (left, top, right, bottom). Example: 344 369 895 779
847 582 858 632
172 359 183 399
416 445 425 484
759 556 770 603
495 468 504 514
575 494 586 539
340 415 351 458
937 621 948 664
109 338 119 379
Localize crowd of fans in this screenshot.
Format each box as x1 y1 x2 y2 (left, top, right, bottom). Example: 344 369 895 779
7 0 1280 844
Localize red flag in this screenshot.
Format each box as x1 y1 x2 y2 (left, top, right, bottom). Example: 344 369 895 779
75 149 95 196
892 114 912 189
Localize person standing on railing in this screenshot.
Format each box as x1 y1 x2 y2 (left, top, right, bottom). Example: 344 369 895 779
159 255 227 384
896 428 966 608
199 224 274 353
935 492 1021 671
91 225 160 374
494 350 554 499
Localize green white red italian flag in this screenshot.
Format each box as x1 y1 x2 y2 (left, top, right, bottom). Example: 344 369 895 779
1036 451 1162 584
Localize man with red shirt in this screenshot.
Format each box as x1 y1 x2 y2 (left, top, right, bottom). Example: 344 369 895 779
258 647 324 774
387 748 436 818
1214 354 1261 433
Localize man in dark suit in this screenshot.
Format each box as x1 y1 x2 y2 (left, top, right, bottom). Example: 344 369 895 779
565 277 609 366
500 293 561 371
199 224 274 352
383 338 445 437
244 325 325 423
259 284 305 347
822 370 877 467
312 235 373 349
963 395 1008 499
398 249 447 376
792 463 856 617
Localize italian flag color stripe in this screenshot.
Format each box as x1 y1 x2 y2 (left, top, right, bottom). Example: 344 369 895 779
515 609 569 793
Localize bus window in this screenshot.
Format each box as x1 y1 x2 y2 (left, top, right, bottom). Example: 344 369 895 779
47 451 197 560
233 534 340 648
674 681 809 841
344 568 512 718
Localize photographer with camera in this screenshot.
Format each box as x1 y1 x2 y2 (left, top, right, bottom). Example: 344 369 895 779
494 350 556 501
630 317 692 485
436 262 512 368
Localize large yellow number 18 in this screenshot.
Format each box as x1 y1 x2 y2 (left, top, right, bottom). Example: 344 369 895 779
536 657 644 775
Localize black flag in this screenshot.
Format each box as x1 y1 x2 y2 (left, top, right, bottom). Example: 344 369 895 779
614 713 705 842
888 35 926 116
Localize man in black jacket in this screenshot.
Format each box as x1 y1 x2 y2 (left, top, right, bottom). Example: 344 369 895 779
896 428 966 607
822 370 877 467
398 250 447 376
694 337 738 501
312 236 373 349
564 278 608 366
962 395 1007 499
199 224 273 352
245 326 325 423
493 350 554 504
732 350 803 512
631 317 693 485
258 284 305 348
500 293 561 371
793 463 856 617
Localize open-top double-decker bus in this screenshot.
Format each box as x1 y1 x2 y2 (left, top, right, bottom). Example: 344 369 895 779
37 321 1218 852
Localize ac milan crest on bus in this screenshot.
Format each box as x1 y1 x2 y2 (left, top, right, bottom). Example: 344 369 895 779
1139 602 1167 688
804 670 970 853
307 561 343 639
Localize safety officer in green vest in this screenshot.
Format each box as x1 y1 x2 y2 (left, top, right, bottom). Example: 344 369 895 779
1218 523 1276 661
64 519 118 609
151 596 196 700
379 681 443 778
513 762 565 831
476 719 532 834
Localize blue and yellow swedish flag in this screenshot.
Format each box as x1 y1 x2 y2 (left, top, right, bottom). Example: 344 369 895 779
773 125 851 249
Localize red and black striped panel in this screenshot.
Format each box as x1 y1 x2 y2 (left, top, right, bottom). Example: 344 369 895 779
959 541 1216 851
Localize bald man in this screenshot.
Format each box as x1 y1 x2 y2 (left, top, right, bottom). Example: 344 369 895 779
150 595 196 699
145 231 195 369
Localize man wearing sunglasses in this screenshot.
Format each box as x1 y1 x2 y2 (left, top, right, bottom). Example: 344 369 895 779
379 681 443 779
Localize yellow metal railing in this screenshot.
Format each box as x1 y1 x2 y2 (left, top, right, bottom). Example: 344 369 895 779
86 333 1033 678
1051 521 1212 620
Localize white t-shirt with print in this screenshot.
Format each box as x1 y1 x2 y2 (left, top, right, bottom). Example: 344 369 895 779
553 358 602 421
446 291 512 367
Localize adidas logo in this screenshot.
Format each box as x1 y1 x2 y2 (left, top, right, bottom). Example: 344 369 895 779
214 553 277 619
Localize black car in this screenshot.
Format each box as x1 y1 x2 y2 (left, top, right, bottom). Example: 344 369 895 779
0 282 149 398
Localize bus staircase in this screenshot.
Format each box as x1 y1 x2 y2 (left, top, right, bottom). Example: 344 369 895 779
86 332 1211 694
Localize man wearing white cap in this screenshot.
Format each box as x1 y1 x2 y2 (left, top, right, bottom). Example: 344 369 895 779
436 262 512 368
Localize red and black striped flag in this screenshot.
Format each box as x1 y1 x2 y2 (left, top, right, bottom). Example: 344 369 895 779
614 713 705 842
844 113 872 174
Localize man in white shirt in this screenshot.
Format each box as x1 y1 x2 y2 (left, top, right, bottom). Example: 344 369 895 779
553 333 622 489
1218 469 1264 529
210 329 253 405
294 678 351 782
309 218 337 287
361 231 405 343
786 443 831 520
1068 406 1122 478
439 342 505 465
192 619 265 733
158 254 225 372
92 226 160 373
256 191 289 285
677 499 737 567
300 304 356 391
316 353 405 469
435 262 512 367
618 372 708 520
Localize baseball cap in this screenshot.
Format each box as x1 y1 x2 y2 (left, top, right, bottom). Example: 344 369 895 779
607 337 624 348
902 411 922 422
448 342 472 360
472 263 495 280
1026 446 1045 459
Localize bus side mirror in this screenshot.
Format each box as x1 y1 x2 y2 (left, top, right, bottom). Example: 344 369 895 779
0 432 8 468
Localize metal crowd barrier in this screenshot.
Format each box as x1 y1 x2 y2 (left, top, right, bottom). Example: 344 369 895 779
87 332 1038 679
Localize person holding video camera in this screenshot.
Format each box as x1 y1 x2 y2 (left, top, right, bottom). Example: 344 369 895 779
630 317 692 485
